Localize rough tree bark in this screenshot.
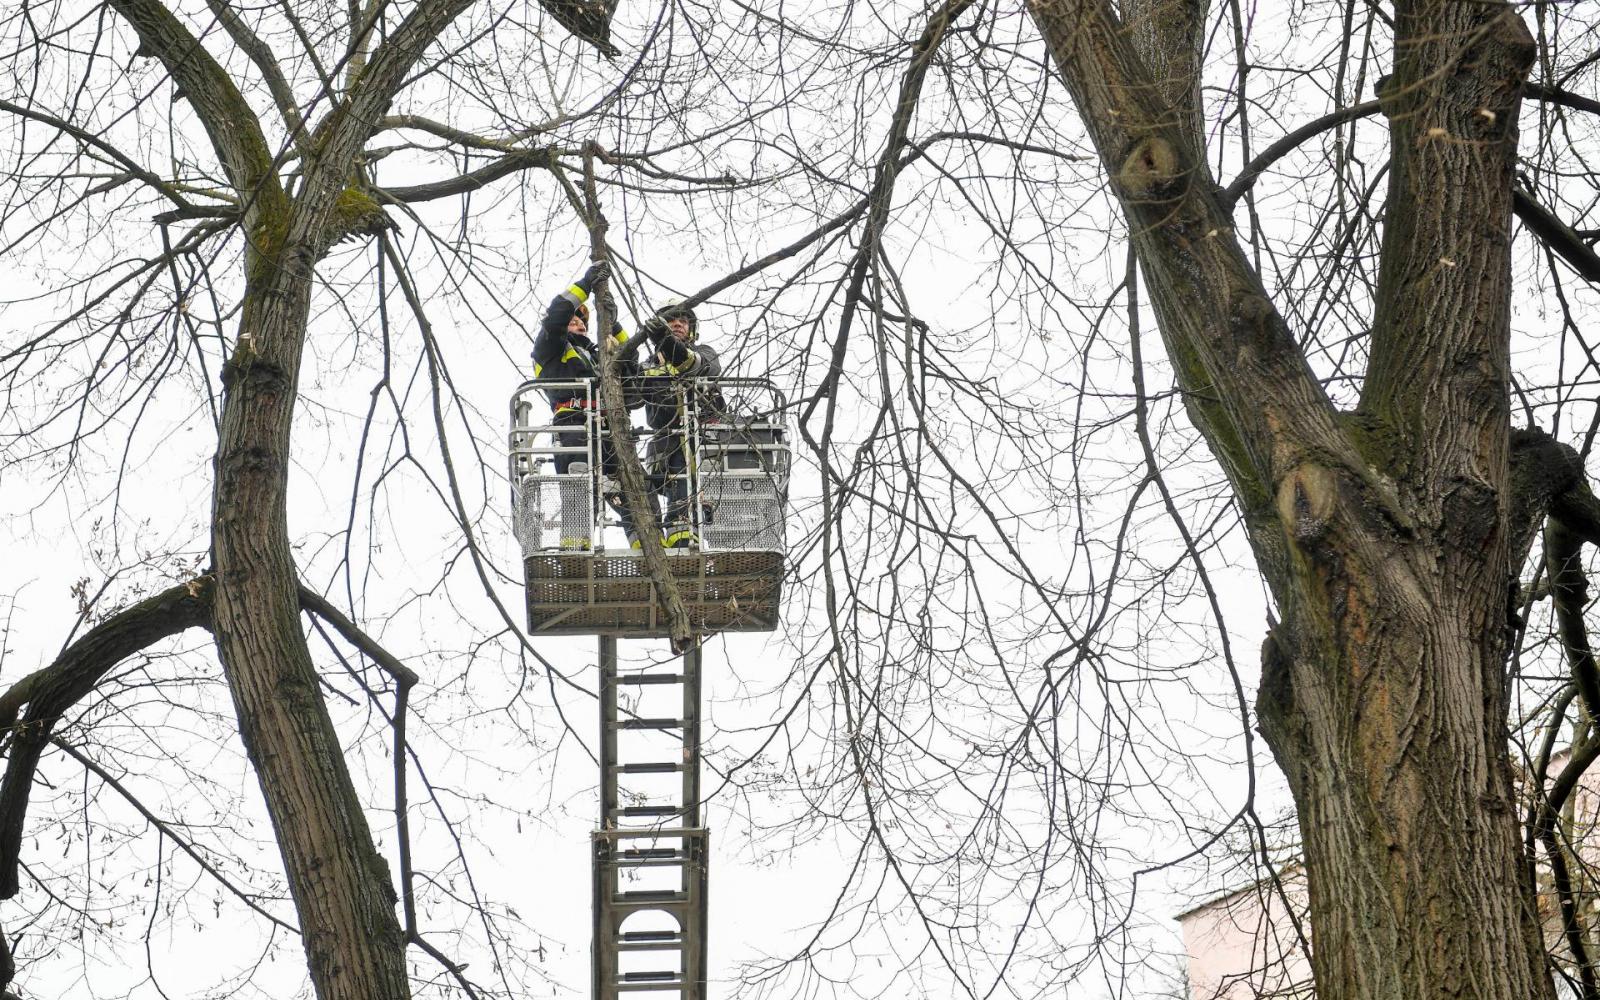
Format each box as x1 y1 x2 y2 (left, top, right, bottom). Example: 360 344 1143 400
210 233 412 1000
1027 0 1555 997
101 1 482 997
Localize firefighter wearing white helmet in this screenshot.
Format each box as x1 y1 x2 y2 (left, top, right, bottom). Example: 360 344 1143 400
639 298 723 548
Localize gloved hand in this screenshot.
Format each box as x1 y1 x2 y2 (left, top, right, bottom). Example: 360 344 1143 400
641 314 669 344
657 332 692 366
580 260 611 290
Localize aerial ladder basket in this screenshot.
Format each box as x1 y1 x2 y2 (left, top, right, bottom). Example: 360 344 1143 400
508 376 790 637
509 375 791 998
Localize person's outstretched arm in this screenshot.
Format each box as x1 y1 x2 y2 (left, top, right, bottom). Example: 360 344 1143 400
532 261 608 369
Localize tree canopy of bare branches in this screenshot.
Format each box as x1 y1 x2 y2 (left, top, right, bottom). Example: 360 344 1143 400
4 1 1600 999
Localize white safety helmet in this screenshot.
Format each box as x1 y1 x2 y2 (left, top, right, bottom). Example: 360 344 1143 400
657 298 699 340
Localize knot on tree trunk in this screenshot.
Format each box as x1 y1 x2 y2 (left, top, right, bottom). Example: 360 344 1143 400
1255 623 1304 763
220 350 290 395
1228 289 1288 355
1276 464 1338 549
1115 136 1184 201
1440 474 1501 552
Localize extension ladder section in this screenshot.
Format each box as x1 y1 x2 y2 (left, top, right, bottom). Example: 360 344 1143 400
592 637 709 998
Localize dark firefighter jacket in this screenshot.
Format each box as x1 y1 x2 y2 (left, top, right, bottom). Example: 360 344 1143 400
531 279 641 414
639 331 722 432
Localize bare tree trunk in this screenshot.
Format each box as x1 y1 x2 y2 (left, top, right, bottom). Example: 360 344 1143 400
211 238 410 1000
1258 573 1550 1000
1026 0 1554 996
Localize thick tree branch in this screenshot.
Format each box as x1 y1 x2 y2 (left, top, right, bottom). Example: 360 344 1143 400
1547 519 1600 716
1027 0 1386 585
1510 428 1589 564
581 147 696 651
308 0 478 191
296 586 420 687
0 578 213 898
1528 82 1600 118
1514 187 1600 285
1550 477 1600 551
202 0 311 155
377 146 557 205
296 585 427 975
104 0 286 221
1359 6 1534 488
378 114 533 151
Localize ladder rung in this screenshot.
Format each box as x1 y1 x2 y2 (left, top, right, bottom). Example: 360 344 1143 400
621 971 682 983
618 718 685 730
616 762 684 774
616 806 684 818
615 673 684 685
619 848 681 860
618 889 688 903
617 983 684 992
593 826 706 840
618 939 684 952
620 930 682 943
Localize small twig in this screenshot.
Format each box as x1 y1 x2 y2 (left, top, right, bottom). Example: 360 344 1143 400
51 737 299 935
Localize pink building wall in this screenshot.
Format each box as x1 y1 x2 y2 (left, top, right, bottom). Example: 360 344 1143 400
1177 869 1312 1000
1178 750 1600 999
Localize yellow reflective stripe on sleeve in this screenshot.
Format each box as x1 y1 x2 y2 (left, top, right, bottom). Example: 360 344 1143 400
533 362 544 377
615 330 630 345
561 347 580 363
567 284 589 302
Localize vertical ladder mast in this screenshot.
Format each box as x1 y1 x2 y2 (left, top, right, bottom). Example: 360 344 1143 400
509 378 789 999
592 638 709 997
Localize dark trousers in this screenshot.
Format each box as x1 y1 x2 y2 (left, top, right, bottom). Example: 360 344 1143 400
647 429 697 535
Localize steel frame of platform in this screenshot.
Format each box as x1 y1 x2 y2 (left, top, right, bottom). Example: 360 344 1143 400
522 550 783 637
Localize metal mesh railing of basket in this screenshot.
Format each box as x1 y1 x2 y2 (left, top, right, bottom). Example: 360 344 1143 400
509 376 789 558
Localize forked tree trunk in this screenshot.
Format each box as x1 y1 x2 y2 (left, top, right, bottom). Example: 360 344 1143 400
1025 0 1555 996
103 2 482 997
211 237 411 1000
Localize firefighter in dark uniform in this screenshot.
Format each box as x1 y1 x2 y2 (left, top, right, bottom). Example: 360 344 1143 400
637 299 722 548
532 261 648 548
